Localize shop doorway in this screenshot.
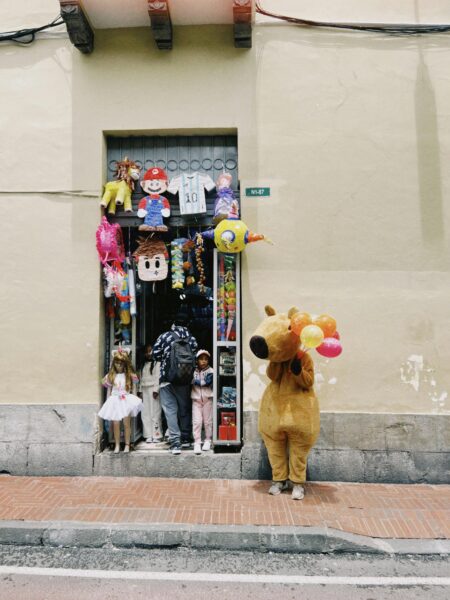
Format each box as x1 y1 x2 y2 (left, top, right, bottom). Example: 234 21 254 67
102 134 241 453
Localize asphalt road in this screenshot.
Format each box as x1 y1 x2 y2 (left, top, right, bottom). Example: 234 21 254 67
0 546 448 600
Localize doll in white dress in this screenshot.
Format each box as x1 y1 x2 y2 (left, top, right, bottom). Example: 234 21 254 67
98 349 142 453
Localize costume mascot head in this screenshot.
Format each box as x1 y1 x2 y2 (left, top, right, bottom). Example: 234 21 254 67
249 305 320 500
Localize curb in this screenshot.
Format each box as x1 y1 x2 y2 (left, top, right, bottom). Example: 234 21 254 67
0 521 448 555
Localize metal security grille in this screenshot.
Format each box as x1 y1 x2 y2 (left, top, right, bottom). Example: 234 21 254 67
106 134 238 227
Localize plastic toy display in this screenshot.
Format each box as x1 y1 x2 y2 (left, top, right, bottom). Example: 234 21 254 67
101 158 141 214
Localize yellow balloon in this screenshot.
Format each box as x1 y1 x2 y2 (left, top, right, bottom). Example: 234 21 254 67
300 324 324 349
214 219 248 253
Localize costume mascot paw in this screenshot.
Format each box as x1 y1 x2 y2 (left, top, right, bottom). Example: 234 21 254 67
249 305 320 500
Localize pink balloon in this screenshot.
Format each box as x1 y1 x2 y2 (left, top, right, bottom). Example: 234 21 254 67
332 331 340 340
316 337 342 358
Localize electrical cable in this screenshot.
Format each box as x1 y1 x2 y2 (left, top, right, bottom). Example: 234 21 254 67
0 15 64 45
255 1 450 35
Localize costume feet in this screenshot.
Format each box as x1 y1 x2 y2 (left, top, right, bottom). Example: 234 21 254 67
292 484 305 500
268 481 289 495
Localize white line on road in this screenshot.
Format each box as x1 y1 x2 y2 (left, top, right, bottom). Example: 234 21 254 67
0 566 449 586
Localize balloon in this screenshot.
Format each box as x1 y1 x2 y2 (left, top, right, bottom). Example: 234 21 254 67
316 337 342 358
313 314 337 338
300 325 324 349
332 331 340 340
290 312 312 335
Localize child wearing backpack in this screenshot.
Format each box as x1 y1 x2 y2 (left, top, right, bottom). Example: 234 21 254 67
192 350 214 454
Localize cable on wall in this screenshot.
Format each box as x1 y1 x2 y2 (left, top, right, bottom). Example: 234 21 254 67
255 1 450 35
0 15 64 45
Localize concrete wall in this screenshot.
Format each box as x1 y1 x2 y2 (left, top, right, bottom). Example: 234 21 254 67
0 1 449 479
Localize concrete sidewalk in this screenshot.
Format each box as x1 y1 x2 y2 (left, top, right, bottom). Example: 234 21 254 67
0 476 449 555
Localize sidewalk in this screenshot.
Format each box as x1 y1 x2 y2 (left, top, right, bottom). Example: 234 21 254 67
0 476 449 555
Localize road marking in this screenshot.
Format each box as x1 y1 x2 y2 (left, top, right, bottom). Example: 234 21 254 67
0 566 449 586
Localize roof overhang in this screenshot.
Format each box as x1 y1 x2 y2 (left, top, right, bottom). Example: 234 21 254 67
59 0 254 52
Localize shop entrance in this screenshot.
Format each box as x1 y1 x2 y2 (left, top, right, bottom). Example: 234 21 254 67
102 134 241 454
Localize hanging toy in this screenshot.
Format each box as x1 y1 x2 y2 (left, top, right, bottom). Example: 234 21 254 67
213 172 238 224
223 254 237 341
127 261 137 316
103 263 125 298
133 237 169 282
182 239 196 287
194 232 206 293
138 167 171 232
95 217 125 264
203 203 271 253
171 238 187 289
101 157 141 214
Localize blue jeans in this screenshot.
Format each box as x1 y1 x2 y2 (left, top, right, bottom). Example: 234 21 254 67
159 384 192 448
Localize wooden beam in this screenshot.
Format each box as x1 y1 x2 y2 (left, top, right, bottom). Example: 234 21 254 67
59 0 94 54
233 0 252 48
148 1 173 50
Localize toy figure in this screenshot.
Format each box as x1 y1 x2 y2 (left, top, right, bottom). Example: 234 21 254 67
202 205 270 253
249 305 320 500
99 349 142 453
101 157 141 214
213 172 237 224
137 167 171 231
133 237 169 282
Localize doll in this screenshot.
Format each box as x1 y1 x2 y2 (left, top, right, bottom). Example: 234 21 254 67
98 349 142 453
137 167 171 231
213 172 237 224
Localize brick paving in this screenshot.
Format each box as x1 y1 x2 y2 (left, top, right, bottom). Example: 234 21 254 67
0 476 448 539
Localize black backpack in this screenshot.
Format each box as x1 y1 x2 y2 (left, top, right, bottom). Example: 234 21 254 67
166 332 195 385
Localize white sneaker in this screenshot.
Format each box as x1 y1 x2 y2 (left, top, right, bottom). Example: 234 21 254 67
146 438 153 444
171 446 181 455
202 440 211 451
194 443 202 455
292 484 305 500
123 445 130 454
268 481 288 496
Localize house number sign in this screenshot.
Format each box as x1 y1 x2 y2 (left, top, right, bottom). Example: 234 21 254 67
245 187 271 197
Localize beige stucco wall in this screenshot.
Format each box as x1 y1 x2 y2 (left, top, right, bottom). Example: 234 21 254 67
1 1 450 413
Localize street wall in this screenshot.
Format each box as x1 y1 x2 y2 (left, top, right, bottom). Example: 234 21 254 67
0 1 449 480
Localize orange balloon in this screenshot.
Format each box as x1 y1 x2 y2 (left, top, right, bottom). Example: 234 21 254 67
313 314 337 338
290 312 312 335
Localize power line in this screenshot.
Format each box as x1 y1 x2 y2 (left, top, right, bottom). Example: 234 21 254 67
0 15 64 45
255 1 450 35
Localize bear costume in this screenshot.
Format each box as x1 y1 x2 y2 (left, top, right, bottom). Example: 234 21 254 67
249 305 320 500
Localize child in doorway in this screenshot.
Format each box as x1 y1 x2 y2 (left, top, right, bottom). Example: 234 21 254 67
139 344 163 443
98 349 142 453
191 350 214 454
